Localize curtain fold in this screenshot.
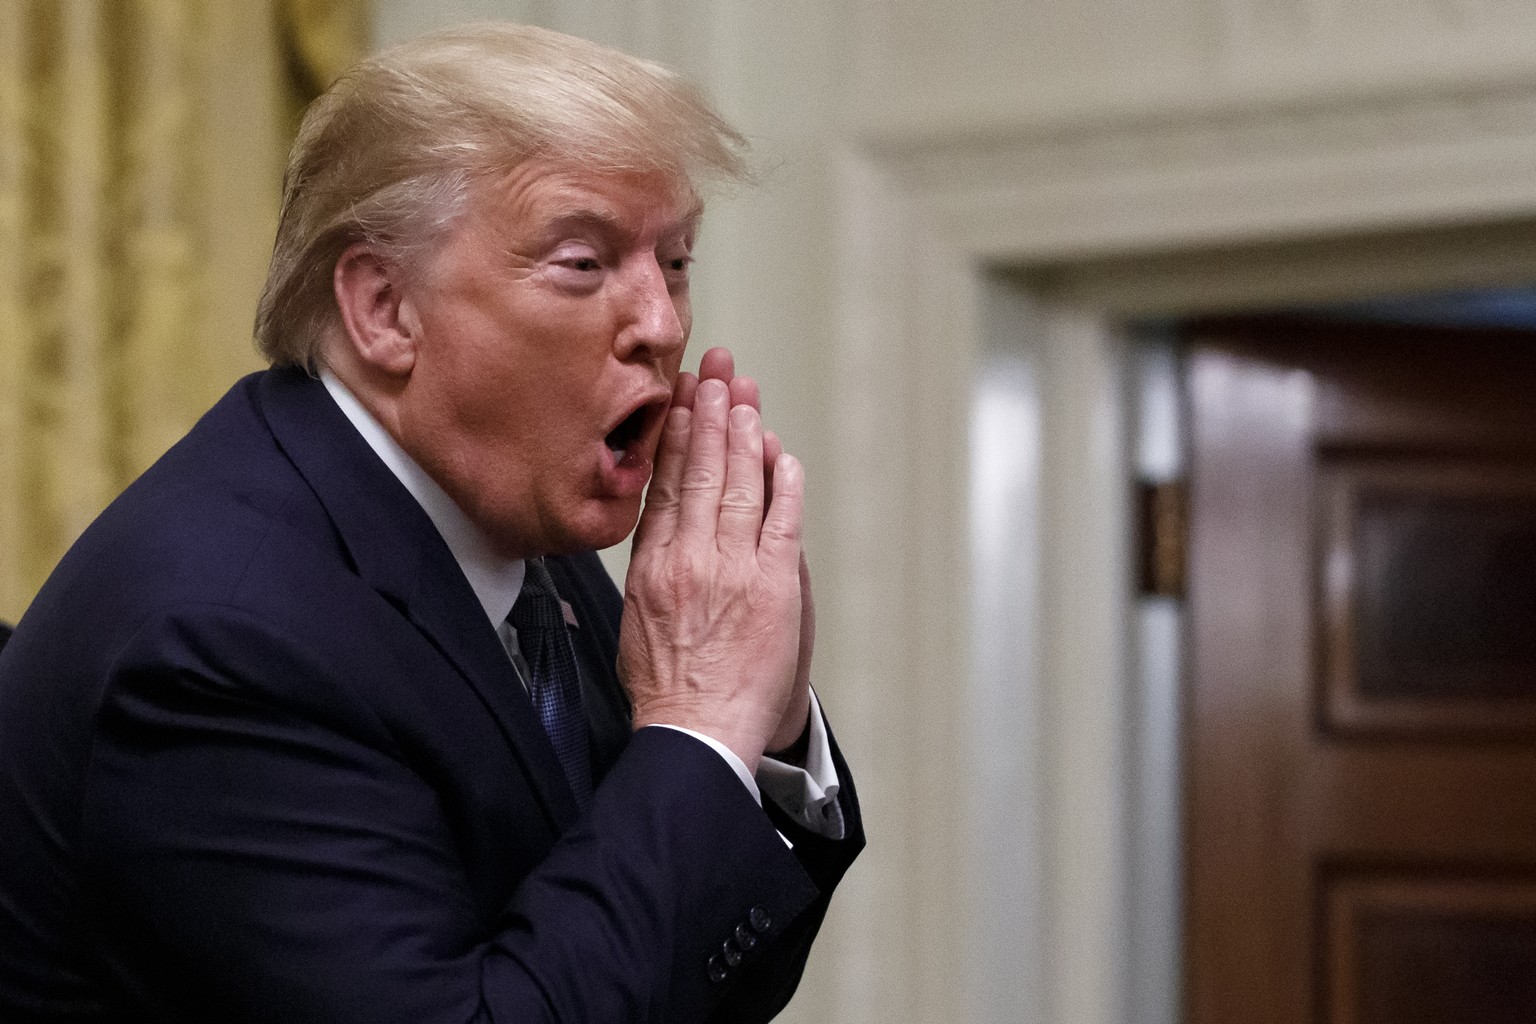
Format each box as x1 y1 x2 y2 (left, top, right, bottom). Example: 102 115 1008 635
0 0 370 622
283 0 372 102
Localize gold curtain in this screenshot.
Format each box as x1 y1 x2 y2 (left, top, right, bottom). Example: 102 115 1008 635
0 0 368 623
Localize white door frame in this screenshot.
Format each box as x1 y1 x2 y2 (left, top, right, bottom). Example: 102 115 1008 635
815 82 1536 1024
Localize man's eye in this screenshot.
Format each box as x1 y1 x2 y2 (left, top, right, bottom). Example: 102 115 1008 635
569 257 600 272
665 256 693 274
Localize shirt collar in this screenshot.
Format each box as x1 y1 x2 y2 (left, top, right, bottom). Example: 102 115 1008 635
319 368 524 627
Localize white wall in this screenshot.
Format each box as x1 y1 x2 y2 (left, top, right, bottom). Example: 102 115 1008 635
373 4 1536 1023
846 0 1536 147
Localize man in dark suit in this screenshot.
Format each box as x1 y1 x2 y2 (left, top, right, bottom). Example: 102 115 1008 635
0 23 861 1023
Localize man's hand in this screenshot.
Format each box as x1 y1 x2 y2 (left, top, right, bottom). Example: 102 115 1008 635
681 350 815 758
618 348 808 772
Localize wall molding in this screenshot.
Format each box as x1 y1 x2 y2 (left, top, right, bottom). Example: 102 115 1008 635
869 80 1536 264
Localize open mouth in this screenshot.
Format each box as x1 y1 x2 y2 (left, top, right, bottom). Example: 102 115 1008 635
605 401 664 460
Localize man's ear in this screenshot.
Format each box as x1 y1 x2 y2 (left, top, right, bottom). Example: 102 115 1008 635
333 243 419 377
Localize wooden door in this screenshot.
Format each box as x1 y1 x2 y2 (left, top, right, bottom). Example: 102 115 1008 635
1184 316 1536 1024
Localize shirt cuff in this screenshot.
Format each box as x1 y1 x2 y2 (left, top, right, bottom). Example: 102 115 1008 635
757 689 845 840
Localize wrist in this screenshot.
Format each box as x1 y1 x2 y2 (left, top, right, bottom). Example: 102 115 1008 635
764 696 812 767
764 715 811 768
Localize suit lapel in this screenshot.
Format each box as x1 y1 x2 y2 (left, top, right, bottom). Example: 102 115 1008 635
253 367 581 832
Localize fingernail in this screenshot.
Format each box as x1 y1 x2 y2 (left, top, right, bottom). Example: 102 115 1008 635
729 404 759 430
698 378 727 405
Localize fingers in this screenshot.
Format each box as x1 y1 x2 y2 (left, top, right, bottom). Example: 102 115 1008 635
759 452 803 572
697 346 735 385
762 429 783 506
632 405 690 548
719 403 765 544
674 348 758 413
763 430 784 467
673 371 698 411
701 348 758 411
729 375 759 412
675 378 730 542
656 348 782 553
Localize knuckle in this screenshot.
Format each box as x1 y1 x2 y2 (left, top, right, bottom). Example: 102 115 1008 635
719 485 759 514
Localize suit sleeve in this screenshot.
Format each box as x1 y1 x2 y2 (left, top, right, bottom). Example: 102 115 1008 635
706 711 864 1023
78 605 851 1024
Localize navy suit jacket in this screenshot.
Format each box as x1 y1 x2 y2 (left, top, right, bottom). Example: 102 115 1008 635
0 368 862 1023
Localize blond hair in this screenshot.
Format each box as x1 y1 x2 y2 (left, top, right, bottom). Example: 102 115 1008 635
254 23 749 369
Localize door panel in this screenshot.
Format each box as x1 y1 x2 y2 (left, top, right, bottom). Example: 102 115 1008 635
1326 874 1536 1024
1184 317 1536 1024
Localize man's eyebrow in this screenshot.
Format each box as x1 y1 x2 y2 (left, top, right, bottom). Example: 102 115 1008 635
537 202 704 244
542 209 626 238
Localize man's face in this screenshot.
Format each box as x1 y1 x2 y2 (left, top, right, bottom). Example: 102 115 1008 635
394 160 698 558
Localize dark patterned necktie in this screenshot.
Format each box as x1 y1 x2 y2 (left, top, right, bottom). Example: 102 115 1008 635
508 558 593 810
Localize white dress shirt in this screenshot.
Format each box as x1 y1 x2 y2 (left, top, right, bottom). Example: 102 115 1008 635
320 370 843 839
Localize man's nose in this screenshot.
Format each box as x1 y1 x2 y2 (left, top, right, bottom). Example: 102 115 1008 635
614 258 686 361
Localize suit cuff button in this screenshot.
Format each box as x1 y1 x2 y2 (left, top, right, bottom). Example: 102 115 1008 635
708 953 730 984
722 939 743 968
733 922 758 951
748 905 772 933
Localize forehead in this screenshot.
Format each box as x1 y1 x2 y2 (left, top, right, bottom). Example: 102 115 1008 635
476 159 703 241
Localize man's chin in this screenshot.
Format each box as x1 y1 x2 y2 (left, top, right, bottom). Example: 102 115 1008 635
547 501 643 556
589 510 643 553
